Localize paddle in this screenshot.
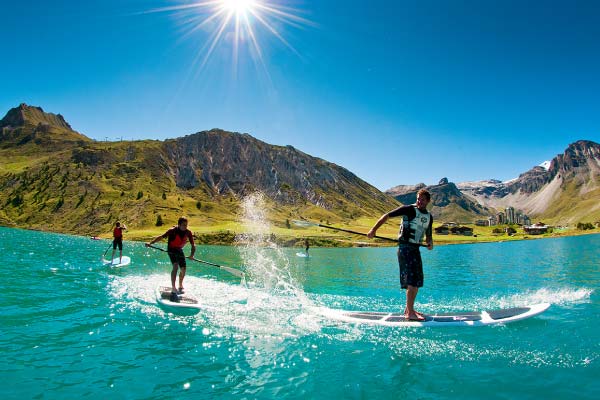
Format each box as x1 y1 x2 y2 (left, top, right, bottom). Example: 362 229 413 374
292 219 427 247
146 244 246 280
102 242 112 259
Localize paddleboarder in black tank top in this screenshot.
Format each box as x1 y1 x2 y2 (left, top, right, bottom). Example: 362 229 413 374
368 189 433 321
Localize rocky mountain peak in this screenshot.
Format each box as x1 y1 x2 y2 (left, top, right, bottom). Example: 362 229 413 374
1 104 90 149
548 140 600 177
161 129 399 212
0 103 72 131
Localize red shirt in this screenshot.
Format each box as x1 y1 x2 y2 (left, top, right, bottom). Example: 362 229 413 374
113 227 124 239
163 227 195 250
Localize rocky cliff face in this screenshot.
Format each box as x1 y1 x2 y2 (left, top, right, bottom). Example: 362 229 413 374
505 166 552 194
547 140 600 180
163 129 398 212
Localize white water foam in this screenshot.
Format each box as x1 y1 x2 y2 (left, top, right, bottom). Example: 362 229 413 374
444 287 595 311
504 287 593 307
105 272 592 369
411 287 594 313
106 192 324 338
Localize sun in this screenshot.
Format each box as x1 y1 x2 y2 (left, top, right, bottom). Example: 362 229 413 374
220 0 256 14
146 1 313 75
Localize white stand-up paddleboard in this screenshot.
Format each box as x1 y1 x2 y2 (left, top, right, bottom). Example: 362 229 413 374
156 286 202 313
321 303 550 327
296 252 309 258
102 256 131 267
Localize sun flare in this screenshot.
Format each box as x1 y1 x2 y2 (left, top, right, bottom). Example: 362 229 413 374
146 0 313 75
220 0 256 14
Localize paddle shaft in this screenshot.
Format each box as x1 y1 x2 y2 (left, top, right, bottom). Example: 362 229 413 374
146 244 245 279
296 220 427 247
103 242 112 257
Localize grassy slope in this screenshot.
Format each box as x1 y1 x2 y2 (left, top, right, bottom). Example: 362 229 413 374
536 179 600 226
0 138 398 245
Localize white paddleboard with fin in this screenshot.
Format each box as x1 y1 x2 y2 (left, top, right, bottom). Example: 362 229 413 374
156 286 202 312
102 256 131 267
321 303 550 327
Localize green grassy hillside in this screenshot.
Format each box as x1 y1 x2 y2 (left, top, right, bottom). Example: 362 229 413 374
536 179 600 226
0 136 400 245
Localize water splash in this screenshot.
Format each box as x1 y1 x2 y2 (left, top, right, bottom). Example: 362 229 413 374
235 192 307 301
505 287 593 307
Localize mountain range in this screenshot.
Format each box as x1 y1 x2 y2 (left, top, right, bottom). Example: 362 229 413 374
1 104 598 237
456 140 600 225
386 141 600 225
0 104 398 237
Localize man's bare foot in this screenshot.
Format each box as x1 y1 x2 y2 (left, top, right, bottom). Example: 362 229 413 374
404 309 426 319
405 312 426 321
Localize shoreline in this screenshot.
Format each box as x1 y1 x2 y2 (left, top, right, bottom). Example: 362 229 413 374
4 224 599 248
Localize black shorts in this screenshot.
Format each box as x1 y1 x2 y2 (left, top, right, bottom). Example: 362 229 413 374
113 238 123 250
397 244 423 288
168 248 187 268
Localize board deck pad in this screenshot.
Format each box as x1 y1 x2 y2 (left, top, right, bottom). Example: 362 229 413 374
323 303 550 327
157 286 199 305
346 311 484 323
102 256 131 267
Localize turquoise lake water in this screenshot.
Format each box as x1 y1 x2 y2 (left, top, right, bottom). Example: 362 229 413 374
0 226 598 399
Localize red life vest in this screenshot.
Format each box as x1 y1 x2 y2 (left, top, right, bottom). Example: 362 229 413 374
165 227 193 249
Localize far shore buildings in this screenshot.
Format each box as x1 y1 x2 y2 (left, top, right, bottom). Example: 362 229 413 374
475 207 531 227
434 223 474 236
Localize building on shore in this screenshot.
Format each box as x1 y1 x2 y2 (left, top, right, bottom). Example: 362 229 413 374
496 212 505 225
435 224 473 236
524 223 549 235
505 207 515 224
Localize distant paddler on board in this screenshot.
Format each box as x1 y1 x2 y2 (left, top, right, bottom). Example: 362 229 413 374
111 221 127 264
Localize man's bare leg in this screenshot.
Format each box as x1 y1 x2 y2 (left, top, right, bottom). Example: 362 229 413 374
405 286 425 320
178 267 186 293
171 264 179 292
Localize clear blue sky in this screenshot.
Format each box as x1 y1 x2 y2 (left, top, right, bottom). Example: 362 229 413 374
2 0 599 190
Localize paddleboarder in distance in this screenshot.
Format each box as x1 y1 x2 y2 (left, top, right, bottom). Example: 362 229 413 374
111 221 127 264
367 188 434 321
305 238 310 257
146 216 196 294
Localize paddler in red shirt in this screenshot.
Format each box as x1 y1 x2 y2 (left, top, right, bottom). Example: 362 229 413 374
146 216 196 294
111 221 127 264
